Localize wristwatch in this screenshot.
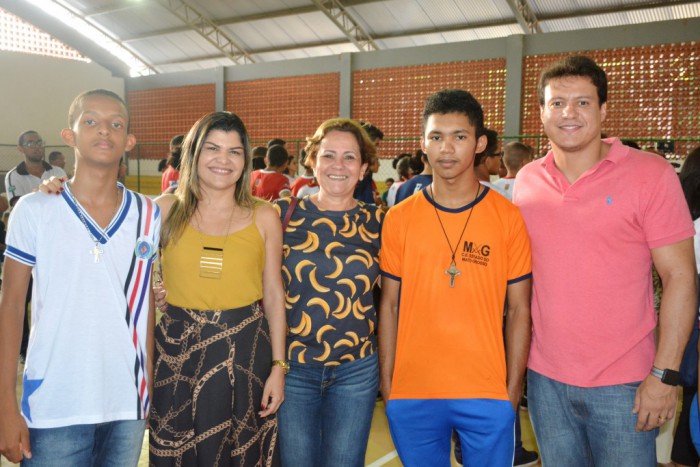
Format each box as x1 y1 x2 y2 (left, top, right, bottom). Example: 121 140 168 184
650 366 681 386
272 360 290 375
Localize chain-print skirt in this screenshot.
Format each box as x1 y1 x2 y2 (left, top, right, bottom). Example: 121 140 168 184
149 303 280 467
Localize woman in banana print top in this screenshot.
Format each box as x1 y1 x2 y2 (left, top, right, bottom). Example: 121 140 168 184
274 118 383 467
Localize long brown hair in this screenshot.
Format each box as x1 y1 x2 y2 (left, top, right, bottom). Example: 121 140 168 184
160 111 258 247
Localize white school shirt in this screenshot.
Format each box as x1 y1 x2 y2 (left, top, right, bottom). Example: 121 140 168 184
5 183 160 428
4 161 67 205
492 177 515 201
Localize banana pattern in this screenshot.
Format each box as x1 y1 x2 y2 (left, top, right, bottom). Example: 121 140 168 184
274 197 383 366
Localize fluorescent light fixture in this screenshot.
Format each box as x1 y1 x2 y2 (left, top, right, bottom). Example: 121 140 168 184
23 0 154 76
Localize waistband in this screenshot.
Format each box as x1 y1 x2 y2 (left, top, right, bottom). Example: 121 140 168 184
164 302 262 325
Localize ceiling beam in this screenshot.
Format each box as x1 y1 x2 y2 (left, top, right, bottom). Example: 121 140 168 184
151 18 518 66
152 53 232 67
82 2 143 18
507 0 541 33
310 0 379 52
59 0 699 70
139 0 700 68
122 0 696 44
121 0 384 42
155 0 255 65
539 0 699 22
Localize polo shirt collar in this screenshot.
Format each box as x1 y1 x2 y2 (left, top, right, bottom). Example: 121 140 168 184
541 137 627 173
16 160 53 176
601 137 627 164
539 137 627 193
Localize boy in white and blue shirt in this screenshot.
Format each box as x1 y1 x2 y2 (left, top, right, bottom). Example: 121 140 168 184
0 89 159 466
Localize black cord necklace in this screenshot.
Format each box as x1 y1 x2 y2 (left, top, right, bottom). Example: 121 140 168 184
430 183 480 288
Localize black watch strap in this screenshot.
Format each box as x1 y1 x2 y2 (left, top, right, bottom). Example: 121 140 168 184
650 366 681 386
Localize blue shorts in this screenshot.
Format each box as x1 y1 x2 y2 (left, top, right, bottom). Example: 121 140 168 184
385 398 515 467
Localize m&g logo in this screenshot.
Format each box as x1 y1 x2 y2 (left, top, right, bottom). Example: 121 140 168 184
461 240 491 267
463 241 490 257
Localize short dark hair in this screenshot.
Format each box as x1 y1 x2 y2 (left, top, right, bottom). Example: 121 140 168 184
395 156 411 180
167 134 185 170
170 134 185 149
48 151 63 162
408 151 425 174
267 138 286 148
421 89 484 137
298 148 310 169
538 55 607 107
474 128 499 166
252 146 267 159
68 89 129 128
360 122 384 142
18 130 39 146
502 142 533 171
620 139 641 150
267 144 289 168
392 153 411 170
252 157 266 170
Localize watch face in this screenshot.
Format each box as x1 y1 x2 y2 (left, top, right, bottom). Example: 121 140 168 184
662 369 681 386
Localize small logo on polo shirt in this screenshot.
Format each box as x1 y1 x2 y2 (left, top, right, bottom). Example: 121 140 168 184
606 196 612 205
135 237 155 260
461 240 491 267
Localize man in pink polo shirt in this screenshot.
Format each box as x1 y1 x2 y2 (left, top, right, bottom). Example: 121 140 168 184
513 55 697 466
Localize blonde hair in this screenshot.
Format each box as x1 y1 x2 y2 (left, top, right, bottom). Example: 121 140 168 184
160 111 258 247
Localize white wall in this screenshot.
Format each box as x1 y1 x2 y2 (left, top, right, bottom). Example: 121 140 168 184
0 50 124 173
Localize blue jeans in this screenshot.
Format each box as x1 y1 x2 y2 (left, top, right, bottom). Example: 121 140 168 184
278 353 378 467
23 420 145 467
528 369 656 467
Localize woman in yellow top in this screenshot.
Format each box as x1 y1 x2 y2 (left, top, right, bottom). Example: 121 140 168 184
149 111 286 466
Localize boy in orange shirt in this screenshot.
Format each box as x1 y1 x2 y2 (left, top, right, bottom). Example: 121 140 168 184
378 89 532 466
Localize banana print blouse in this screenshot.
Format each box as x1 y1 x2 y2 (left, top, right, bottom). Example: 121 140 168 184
275 196 383 366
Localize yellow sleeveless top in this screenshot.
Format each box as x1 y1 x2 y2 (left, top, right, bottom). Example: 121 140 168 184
162 214 265 310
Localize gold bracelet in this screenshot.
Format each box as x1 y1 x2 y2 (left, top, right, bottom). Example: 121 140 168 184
272 360 290 375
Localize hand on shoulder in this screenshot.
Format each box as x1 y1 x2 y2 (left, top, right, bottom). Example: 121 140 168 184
37 176 67 195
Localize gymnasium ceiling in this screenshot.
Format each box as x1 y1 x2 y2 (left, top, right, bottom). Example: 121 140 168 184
2 0 700 77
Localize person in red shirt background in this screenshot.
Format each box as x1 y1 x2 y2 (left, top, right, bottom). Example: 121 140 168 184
250 144 291 201
161 134 184 193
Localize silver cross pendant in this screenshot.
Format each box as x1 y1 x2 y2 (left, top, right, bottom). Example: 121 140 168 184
445 262 461 288
90 243 103 263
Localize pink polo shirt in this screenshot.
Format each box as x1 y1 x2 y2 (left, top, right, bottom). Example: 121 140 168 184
513 138 694 387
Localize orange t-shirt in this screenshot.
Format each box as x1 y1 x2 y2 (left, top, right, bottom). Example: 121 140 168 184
380 187 531 400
